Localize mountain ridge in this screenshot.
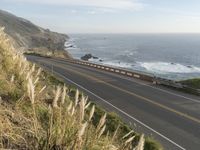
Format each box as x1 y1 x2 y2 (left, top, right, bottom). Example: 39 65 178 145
0 9 68 52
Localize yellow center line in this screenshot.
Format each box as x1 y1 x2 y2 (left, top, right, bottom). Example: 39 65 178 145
42 59 200 124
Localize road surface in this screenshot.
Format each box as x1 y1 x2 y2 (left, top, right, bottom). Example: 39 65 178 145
27 55 200 150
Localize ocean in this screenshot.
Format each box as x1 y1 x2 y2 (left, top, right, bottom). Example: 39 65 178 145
65 34 200 81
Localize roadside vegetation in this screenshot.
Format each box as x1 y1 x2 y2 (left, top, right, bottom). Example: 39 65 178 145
24 48 72 59
177 78 200 96
0 27 162 150
180 78 200 89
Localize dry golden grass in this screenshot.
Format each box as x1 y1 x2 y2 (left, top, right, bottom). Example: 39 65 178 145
0 27 162 150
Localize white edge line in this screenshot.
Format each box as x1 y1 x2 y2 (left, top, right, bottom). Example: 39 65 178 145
108 72 200 103
94 66 200 103
109 68 200 104
146 85 200 103
53 71 186 150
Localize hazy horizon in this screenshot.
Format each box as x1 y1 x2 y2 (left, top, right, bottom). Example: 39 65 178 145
1 0 200 34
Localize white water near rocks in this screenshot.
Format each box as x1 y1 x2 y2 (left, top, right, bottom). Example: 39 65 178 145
66 34 200 80
139 62 200 74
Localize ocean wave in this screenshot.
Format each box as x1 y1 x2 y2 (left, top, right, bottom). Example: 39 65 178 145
88 57 102 62
102 61 133 69
124 49 137 56
139 62 200 74
64 40 77 50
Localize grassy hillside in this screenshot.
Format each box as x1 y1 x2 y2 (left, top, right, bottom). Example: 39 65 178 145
0 27 162 150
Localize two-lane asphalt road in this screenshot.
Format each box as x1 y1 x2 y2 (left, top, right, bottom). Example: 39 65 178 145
27 55 200 150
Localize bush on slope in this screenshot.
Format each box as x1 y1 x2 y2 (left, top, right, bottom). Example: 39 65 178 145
0 27 162 150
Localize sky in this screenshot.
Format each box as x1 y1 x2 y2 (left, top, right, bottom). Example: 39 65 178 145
1 0 200 33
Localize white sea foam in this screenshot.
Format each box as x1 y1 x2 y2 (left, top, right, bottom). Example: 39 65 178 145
88 57 102 63
139 62 200 74
102 61 133 69
64 39 77 50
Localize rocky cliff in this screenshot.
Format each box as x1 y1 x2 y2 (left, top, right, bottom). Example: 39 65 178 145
0 9 68 52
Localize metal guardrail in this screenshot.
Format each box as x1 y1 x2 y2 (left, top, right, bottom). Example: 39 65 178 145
56 58 154 82
39 55 200 95
181 85 200 95
154 77 183 88
154 77 200 95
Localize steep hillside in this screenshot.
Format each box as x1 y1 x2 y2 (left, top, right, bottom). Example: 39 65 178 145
0 9 68 52
0 27 162 150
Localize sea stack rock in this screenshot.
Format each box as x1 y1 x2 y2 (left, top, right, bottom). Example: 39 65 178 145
81 53 98 61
